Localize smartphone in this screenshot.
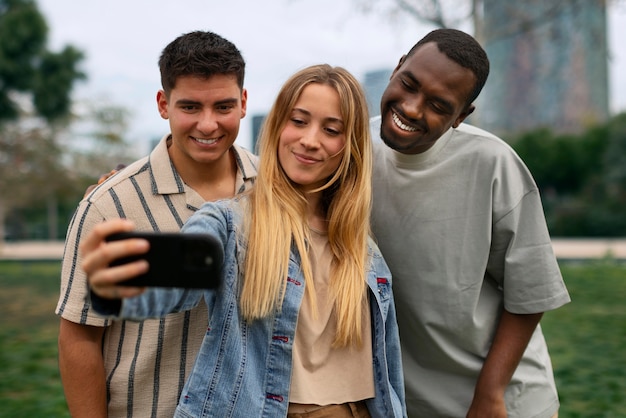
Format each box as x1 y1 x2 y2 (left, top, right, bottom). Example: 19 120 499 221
105 231 223 289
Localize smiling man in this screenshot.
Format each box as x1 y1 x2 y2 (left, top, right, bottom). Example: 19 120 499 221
370 29 570 418
56 31 257 418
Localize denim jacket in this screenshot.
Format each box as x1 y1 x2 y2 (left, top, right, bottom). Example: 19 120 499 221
96 199 406 418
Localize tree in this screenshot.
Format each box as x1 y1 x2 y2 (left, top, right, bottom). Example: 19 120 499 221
2 100 137 240
0 0 47 120
510 113 626 236
349 0 625 33
67 100 136 182
350 0 470 28
0 122 65 239
0 0 85 122
348 0 478 37
0 0 86 243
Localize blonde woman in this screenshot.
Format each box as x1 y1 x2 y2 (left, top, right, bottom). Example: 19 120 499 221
82 64 406 418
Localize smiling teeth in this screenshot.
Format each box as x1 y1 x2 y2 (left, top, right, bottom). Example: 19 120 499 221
392 113 417 132
195 137 217 145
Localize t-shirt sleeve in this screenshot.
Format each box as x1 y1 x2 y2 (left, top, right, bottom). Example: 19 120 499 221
55 199 109 327
488 189 571 313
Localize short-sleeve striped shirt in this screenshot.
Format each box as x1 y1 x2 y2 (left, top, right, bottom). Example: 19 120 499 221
56 134 257 417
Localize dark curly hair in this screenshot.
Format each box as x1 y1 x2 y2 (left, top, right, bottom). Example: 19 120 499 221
408 28 489 106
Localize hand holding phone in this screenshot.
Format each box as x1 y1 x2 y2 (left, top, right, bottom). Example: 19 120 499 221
105 232 223 289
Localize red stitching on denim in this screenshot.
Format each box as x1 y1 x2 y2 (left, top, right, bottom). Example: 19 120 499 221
266 393 284 402
287 277 302 286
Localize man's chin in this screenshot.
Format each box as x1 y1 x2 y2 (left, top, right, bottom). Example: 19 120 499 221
380 127 412 152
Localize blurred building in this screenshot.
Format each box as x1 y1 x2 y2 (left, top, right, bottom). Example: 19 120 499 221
475 0 609 136
250 114 265 153
363 69 393 117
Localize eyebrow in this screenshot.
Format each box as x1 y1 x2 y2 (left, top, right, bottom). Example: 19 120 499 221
175 97 240 106
292 108 344 125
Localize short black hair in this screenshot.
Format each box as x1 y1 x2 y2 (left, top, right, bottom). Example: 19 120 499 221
407 28 489 105
158 31 245 94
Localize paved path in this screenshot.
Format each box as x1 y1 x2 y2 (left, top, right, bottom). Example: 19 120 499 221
1 239 626 260
550 238 626 260
0 241 66 260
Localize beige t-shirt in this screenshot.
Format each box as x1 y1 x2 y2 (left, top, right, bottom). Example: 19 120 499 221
289 228 375 406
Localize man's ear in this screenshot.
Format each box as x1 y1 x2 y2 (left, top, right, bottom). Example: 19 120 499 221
156 90 169 119
240 88 248 119
452 104 475 128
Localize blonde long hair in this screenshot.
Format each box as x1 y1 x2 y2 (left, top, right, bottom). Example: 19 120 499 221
239 64 372 347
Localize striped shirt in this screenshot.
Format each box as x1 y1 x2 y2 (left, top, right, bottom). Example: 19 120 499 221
56 135 257 417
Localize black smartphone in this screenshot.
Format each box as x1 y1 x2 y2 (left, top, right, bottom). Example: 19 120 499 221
105 231 223 289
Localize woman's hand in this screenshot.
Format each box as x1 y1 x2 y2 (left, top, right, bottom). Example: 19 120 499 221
80 219 150 299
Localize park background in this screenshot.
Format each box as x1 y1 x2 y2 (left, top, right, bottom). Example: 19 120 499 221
1 0 625 416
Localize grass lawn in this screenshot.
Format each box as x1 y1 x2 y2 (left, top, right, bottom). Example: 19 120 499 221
542 259 626 417
0 260 69 417
0 258 624 417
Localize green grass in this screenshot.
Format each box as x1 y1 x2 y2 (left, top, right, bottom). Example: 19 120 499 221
0 260 69 418
542 259 626 418
0 258 625 417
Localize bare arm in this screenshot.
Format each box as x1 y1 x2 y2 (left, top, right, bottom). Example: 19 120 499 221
58 319 107 418
58 219 148 416
466 310 543 418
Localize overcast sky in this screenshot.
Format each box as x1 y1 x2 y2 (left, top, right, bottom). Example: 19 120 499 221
37 0 626 153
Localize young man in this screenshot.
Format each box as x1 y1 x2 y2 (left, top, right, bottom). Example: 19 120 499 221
56 31 257 418
370 29 570 418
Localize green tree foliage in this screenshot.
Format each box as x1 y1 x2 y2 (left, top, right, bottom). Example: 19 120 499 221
0 0 84 122
0 0 136 242
0 0 85 242
511 113 626 236
603 112 626 192
512 127 607 195
0 0 46 119
33 46 86 121
577 113 626 236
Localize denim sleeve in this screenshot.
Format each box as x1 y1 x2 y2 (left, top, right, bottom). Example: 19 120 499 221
89 288 122 316
181 200 231 244
369 240 408 417
88 284 205 321
385 288 408 417
118 287 205 320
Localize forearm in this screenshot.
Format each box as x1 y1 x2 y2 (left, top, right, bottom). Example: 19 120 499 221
108 287 204 319
58 319 107 418
467 310 543 418
82 219 204 318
